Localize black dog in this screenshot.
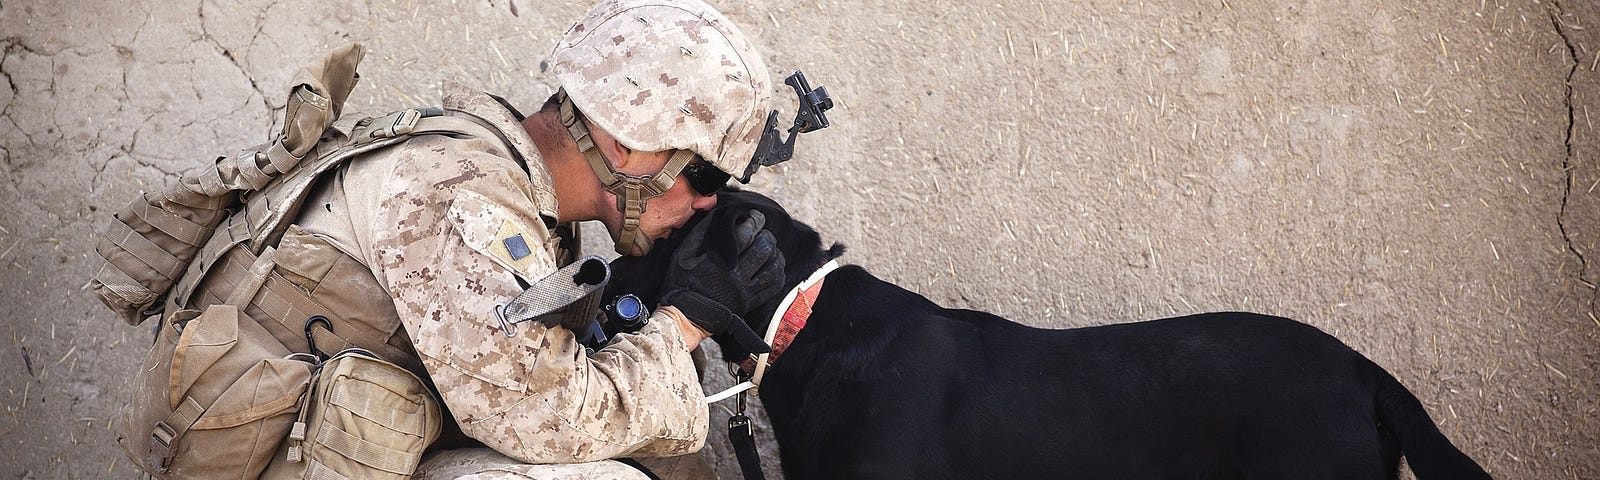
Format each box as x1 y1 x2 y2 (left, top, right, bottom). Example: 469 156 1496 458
607 190 1492 480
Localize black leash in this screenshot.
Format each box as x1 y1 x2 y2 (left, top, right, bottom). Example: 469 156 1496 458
728 382 766 480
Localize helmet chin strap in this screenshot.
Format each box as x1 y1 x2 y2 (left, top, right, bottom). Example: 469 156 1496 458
558 91 697 255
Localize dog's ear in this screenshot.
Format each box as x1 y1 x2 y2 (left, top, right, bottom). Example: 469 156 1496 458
827 242 847 259
700 206 750 265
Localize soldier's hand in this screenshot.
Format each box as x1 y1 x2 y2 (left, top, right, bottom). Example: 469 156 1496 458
657 306 711 351
659 209 786 354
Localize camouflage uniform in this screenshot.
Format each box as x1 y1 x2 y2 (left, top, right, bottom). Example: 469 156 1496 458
98 0 780 477
293 81 706 479
283 0 773 476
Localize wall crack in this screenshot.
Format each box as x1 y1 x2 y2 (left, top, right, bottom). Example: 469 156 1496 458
1548 2 1597 308
1 38 27 119
195 0 270 120
0 71 14 120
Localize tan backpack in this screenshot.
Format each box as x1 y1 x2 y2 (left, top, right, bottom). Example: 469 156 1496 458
95 44 489 478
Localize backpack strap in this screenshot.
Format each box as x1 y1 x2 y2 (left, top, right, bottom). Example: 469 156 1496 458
166 212 255 315
145 395 204 473
243 107 513 256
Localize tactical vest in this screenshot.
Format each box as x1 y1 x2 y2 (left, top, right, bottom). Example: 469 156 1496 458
169 106 515 369
91 44 525 478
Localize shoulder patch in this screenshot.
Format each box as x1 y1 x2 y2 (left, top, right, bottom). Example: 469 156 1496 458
503 234 533 260
446 190 557 282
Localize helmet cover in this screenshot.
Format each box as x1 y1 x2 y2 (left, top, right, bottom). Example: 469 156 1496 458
550 0 773 177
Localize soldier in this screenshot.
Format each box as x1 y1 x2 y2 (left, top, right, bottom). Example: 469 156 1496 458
277 0 788 477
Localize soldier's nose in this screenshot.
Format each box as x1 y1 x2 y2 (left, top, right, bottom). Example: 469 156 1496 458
692 192 718 211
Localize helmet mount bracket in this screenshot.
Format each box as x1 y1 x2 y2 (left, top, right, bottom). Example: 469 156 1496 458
739 71 834 183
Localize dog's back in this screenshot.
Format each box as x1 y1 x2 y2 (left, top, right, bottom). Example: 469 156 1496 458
773 269 1488 479
776 270 1343 478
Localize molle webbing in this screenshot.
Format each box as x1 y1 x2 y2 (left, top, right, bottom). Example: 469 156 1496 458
193 239 424 375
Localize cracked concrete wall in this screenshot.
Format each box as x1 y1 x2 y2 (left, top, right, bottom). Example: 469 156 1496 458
2 0 1597 479
1553 2 1600 316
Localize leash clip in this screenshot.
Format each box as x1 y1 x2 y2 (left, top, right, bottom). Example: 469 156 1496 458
729 411 752 435
726 383 768 480
729 373 753 434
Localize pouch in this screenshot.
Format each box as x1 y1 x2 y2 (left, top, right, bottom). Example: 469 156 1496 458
119 305 316 478
262 349 442 479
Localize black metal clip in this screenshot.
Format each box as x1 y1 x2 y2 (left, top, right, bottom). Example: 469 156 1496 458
727 384 767 480
740 71 835 183
304 316 333 361
787 72 832 134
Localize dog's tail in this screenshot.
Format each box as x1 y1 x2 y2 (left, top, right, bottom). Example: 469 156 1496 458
1373 366 1493 480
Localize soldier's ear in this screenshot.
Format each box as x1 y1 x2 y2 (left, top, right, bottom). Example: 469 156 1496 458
588 124 637 170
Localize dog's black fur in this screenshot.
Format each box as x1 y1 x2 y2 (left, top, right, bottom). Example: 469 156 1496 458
608 190 1492 480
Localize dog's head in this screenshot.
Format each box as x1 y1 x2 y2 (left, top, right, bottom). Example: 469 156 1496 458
606 189 845 362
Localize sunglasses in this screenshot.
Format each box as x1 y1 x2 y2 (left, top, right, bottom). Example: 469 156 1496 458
681 158 731 196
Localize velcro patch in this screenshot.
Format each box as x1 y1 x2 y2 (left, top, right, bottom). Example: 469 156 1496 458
503 234 532 260
486 220 539 276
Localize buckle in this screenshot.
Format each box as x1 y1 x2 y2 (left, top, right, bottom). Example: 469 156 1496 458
146 421 178 473
366 108 423 140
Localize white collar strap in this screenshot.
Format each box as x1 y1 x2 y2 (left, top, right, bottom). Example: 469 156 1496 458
705 259 842 404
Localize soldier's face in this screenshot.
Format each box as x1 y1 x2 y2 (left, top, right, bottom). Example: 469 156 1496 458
606 149 720 256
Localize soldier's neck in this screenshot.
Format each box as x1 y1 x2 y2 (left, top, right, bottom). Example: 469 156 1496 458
524 109 610 225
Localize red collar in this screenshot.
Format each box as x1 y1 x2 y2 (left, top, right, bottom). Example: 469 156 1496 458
739 276 826 375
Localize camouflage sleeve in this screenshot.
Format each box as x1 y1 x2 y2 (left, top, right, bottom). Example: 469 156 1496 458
368 139 708 463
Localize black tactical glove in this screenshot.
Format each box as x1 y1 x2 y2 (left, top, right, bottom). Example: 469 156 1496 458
659 209 786 354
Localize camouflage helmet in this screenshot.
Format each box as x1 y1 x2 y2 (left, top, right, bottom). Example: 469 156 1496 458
549 0 773 177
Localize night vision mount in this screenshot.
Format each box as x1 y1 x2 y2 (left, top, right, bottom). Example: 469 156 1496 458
739 71 834 183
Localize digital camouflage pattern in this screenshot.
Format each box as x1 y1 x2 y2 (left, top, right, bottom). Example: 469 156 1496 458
293 81 708 478
415 448 651 480
550 0 772 177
